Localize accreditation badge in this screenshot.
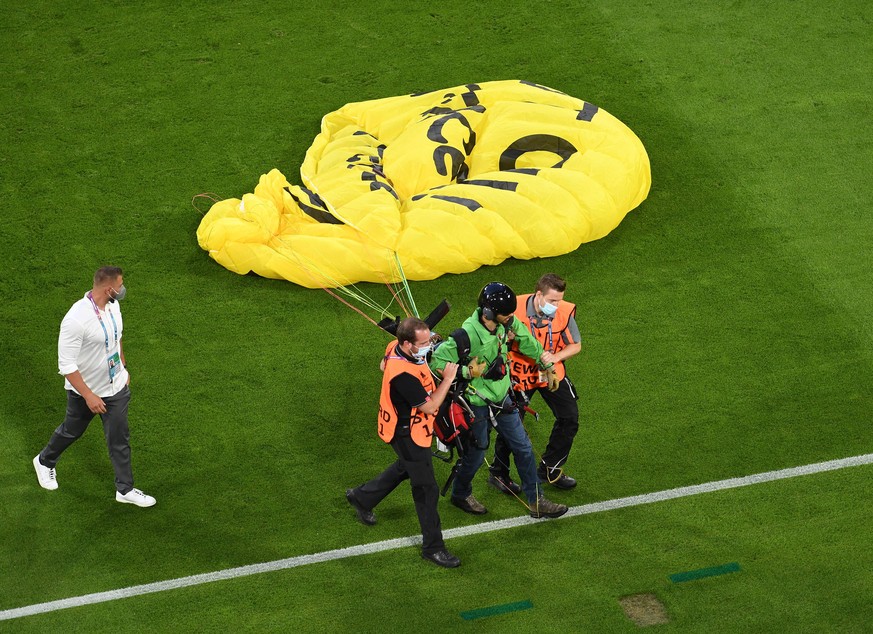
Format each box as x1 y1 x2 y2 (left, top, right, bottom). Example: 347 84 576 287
107 352 121 382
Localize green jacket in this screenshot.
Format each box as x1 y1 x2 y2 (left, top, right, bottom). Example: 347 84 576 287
430 308 545 407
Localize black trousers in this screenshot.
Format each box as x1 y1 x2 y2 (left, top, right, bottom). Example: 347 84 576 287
490 377 579 480
354 429 445 554
40 387 135 494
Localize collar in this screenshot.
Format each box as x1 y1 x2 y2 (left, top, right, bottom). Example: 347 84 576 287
526 295 552 328
467 309 504 340
394 342 425 365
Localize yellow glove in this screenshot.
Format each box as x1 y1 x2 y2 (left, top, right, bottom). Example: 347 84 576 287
544 367 560 392
467 356 487 379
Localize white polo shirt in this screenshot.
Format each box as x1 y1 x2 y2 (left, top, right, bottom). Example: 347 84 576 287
58 292 129 398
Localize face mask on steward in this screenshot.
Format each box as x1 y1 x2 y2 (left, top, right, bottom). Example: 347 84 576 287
540 300 558 317
411 344 431 361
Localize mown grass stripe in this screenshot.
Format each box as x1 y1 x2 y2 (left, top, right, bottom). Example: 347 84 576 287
2 452 871 622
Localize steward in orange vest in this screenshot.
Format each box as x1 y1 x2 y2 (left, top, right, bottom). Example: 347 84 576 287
508 293 577 391
490 274 582 492
378 341 437 448
346 317 461 568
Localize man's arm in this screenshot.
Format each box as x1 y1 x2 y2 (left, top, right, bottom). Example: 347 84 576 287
64 370 107 414
552 342 582 363
429 336 459 376
58 313 107 414
120 340 131 385
509 318 550 365
417 363 459 416
553 315 582 362
431 333 486 380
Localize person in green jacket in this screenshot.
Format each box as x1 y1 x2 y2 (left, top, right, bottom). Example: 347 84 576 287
430 282 568 519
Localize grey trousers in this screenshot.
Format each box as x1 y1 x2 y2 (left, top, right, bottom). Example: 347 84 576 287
39 386 134 494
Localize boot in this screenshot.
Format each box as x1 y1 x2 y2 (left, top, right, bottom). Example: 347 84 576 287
529 496 568 519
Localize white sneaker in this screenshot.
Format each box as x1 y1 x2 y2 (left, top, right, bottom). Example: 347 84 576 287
116 488 156 508
33 455 58 490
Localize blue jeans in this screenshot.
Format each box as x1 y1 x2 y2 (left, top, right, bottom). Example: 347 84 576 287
452 404 542 503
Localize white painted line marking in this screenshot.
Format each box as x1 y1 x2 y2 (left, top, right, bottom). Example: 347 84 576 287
3 452 872 621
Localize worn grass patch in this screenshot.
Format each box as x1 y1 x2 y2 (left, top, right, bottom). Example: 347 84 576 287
619 593 670 627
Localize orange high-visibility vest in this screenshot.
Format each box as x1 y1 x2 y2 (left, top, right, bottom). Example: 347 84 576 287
377 342 436 448
508 294 576 391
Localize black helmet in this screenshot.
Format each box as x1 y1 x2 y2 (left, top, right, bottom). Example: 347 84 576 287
478 282 516 320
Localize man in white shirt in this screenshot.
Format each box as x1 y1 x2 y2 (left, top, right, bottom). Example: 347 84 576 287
33 266 156 507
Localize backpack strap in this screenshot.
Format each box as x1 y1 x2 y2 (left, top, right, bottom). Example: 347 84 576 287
449 328 472 367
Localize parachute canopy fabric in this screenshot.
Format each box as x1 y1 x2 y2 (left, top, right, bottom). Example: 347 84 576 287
197 80 651 288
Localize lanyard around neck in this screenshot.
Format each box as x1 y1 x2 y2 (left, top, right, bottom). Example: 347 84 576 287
528 314 554 351
87 292 118 352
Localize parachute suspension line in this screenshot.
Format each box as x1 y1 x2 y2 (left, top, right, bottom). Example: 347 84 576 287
383 281 411 319
319 286 381 327
282 241 395 322
191 192 223 216
514 407 565 485
392 251 419 318
481 452 531 510
367 251 411 319
299 173 419 324
325 278 389 316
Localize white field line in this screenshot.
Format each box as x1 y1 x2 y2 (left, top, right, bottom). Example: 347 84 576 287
3 452 872 622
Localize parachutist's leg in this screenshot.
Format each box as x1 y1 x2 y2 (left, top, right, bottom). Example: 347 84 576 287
450 410 489 500
493 409 541 503
489 433 512 479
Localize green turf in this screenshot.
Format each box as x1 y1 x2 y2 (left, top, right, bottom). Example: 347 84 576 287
8 464 873 632
2 0 871 631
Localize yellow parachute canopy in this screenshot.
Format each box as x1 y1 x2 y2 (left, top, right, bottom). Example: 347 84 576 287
197 80 651 288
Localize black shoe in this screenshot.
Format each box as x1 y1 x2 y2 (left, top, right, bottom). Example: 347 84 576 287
487 474 522 496
539 471 578 490
450 494 488 515
345 489 376 526
422 549 461 568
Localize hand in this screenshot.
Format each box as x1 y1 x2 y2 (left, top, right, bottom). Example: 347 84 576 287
126 371 131 386
540 351 557 365
442 362 459 383
85 392 107 414
467 356 487 379
544 367 560 392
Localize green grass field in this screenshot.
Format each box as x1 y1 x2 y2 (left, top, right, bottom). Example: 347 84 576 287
2 1 871 631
